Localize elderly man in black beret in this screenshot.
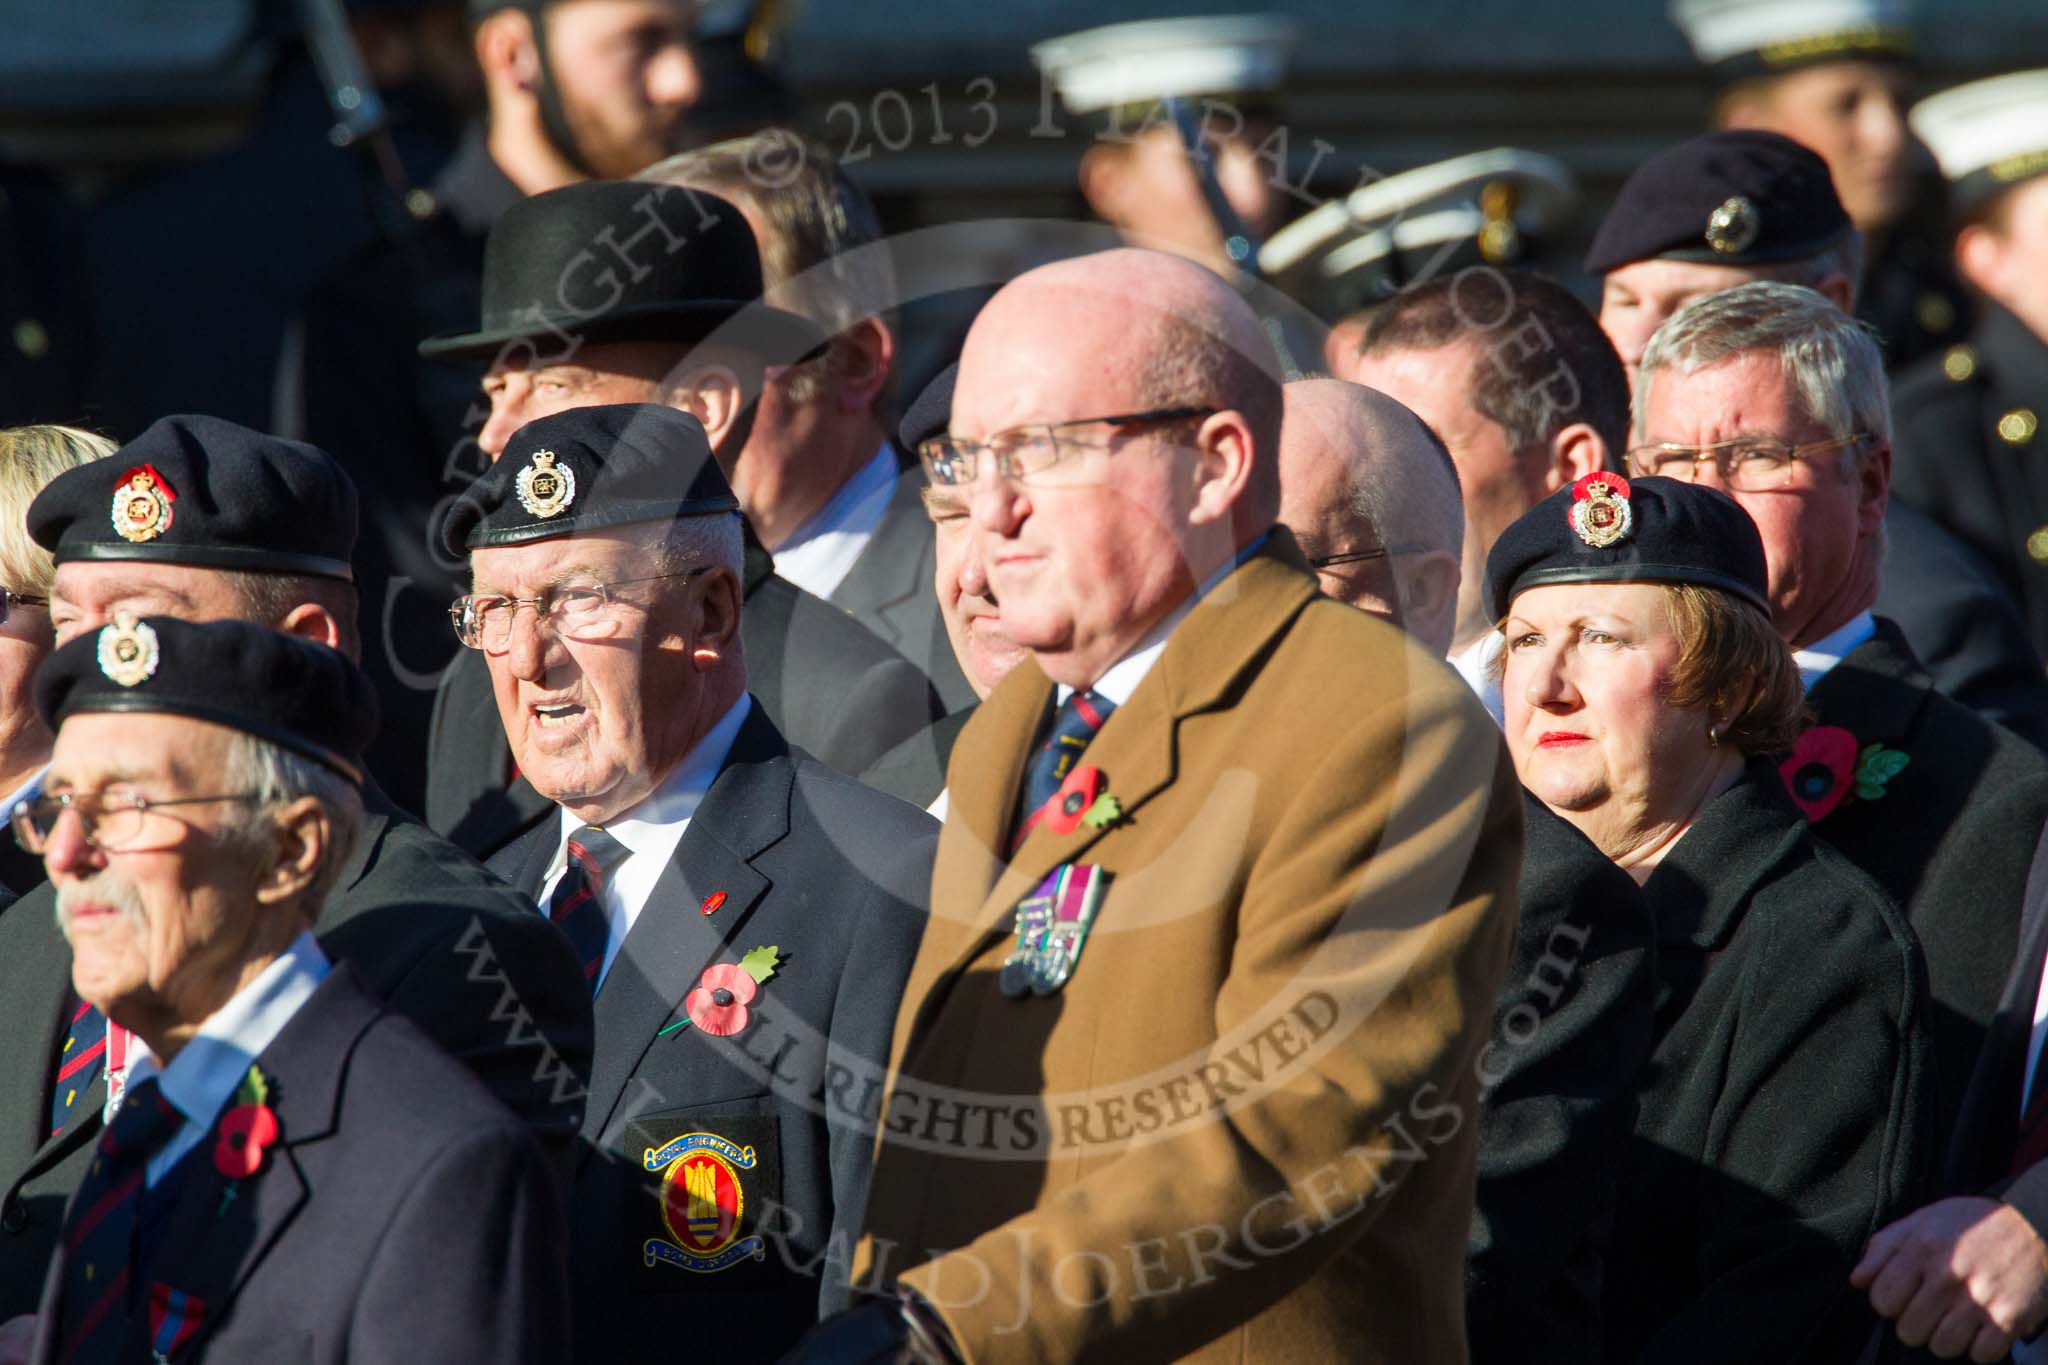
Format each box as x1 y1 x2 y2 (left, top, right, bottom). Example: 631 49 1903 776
0 416 592 1323
445 401 932 1360
1589 129 2048 751
419 179 942 861
7 618 567 1365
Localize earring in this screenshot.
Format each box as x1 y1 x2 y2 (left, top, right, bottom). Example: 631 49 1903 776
1707 724 1722 747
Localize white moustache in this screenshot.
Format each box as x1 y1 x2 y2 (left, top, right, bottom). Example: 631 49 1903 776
53 874 148 943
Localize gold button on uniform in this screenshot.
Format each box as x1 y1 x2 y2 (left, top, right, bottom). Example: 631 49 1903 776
2000 408 2039 446
2027 527 2048 563
12 318 47 360
1943 344 1977 382
1917 291 1957 335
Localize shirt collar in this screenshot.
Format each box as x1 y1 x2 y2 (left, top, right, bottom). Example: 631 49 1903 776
777 442 898 556
126 930 331 1130
1 764 47 816
1058 531 1272 708
551 693 752 866
1793 610 1876 693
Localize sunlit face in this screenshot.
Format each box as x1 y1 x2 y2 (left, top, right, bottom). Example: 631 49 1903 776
1599 258 1777 389
1637 350 1884 646
45 714 264 1035
923 485 1025 700
1731 60 1915 230
469 526 725 823
544 0 701 179
1502 582 1717 855
478 343 674 459
51 561 249 646
1961 178 2048 345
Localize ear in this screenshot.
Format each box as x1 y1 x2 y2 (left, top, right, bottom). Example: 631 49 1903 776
1856 437 1892 535
1079 144 1133 226
474 9 540 98
1186 410 1256 528
252 796 331 912
275 601 344 652
1397 550 1463 652
687 566 744 670
1812 271 1857 313
1715 85 1772 132
1542 422 1608 493
1955 221 2003 300
831 319 895 416
663 363 745 451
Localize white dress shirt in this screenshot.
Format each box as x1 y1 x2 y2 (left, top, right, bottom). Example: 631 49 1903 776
1450 631 1506 729
121 930 331 1188
536 695 751 988
1792 611 1876 694
769 443 898 602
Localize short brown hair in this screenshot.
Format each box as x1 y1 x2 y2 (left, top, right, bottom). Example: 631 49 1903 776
1661 583 1808 756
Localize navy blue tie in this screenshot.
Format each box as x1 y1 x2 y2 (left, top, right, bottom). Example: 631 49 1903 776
53 1077 183 1365
550 826 630 992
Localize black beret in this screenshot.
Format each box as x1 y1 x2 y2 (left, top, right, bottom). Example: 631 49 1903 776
1484 473 1771 621
1584 131 1852 275
898 362 956 453
28 415 358 582
36 615 379 785
439 403 738 558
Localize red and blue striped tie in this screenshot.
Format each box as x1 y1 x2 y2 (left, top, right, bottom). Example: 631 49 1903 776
1011 690 1115 851
53 1077 182 1365
49 998 109 1137
551 826 629 992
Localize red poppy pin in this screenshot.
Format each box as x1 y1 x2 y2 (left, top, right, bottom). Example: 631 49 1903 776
661 947 783 1038
1780 724 1911 822
1568 471 1633 548
214 1064 278 1215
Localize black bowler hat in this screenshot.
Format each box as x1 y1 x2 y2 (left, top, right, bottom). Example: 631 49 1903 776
37 615 379 785
417 182 826 364
28 415 357 582
1484 473 1771 621
1584 131 1853 274
439 403 738 558
898 362 956 453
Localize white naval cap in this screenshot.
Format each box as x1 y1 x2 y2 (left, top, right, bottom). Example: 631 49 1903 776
1030 14 1296 117
1912 69 2048 213
1259 148 1578 318
1669 0 1915 79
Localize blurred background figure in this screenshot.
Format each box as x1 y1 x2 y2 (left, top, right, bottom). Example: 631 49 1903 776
1669 0 1971 367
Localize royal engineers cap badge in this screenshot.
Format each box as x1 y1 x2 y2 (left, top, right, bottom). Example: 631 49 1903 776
1569 472 1634 549
1705 195 1761 255
641 1132 766 1274
110 465 175 543
97 614 161 688
514 449 576 519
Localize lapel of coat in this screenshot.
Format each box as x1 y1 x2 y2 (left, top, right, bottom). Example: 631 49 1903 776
1807 617 1932 750
4 891 106 1190
928 537 1321 986
578 705 789 1165
134 968 373 1357
829 452 931 621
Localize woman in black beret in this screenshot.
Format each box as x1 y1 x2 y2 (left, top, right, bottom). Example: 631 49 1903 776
1487 472 1937 1362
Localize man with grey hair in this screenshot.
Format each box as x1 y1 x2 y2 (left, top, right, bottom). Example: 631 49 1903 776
637 133 971 708
1277 378 1464 655
450 403 933 1361
1633 280 2048 1150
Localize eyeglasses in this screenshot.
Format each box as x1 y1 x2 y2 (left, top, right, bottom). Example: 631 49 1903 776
450 568 706 651
1624 433 1869 491
12 791 261 854
1308 546 1429 570
0 590 47 625
916 407 1219 488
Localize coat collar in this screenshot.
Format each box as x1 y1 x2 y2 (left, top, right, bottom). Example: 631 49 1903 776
0 887 101 1188
1644 758 1808 949
828 448 934 618
1805 615 1932 749
933 531 1320 980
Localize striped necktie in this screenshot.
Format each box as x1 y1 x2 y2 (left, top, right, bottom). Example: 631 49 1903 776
1011 689 1115 851
551 825 630 992
50 998 110 1137
53 1077 182 1365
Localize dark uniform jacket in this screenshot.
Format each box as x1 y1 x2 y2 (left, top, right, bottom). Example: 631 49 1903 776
29 967 570 1365
1859 211 1973 374
488 703 933 1362
0 789 593 1317
858 705 975 809
1875 503 2048 754
427 540 942 859
1806 619 2048 1134
1467 796 1656 1365
1893 304 2048 658
1604 760 1935 1364
829 447 974 712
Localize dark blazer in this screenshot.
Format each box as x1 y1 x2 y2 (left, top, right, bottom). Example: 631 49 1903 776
1875 503 2048 755
30 966 570 1364
425 542 943 860
1467 795 1656 1365
858 705 975 809
829 447 975 713
1892 304 2048 658
0 789 593 1317
1603 760 1935 1364
1806 618 2048 1138
488 703 933 1362
0 825 42 912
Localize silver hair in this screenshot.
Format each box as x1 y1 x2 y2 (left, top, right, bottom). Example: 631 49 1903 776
1634 281 1892 458
221 731 365 916
650 511 744 577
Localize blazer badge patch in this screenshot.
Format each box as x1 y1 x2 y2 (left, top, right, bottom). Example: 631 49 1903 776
1000 863 1110 998
642 1132 767 1274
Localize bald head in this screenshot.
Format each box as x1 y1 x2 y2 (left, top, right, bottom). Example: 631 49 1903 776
1279 379 1465 655
948 248 1285 688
